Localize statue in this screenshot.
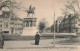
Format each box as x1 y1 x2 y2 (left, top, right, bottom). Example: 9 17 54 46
25 5 35 17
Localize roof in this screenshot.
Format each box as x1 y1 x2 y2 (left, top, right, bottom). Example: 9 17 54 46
0 11 23 21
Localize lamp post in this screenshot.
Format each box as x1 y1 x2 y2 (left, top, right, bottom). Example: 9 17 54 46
53 10 55 47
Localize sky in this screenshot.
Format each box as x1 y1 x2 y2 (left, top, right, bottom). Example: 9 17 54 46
1 0 67 26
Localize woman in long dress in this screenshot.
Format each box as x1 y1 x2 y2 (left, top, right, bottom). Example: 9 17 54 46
35 32 40 45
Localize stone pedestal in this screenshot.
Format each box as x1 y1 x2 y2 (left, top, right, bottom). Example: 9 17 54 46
22 17 37 36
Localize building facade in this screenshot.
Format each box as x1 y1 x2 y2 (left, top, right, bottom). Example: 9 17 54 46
0 11 23 35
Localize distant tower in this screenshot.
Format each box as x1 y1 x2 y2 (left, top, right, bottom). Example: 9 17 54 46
22 5 37 36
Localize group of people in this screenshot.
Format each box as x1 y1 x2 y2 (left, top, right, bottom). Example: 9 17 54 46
0 32 4 49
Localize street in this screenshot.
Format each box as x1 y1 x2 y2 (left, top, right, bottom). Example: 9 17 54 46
0 39 80 51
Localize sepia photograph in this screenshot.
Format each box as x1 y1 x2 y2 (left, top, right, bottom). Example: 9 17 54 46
0 0 80 51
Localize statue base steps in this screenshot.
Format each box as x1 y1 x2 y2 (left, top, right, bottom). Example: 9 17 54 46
21 27 38 36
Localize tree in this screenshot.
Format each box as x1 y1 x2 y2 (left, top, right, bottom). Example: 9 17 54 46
0 0 22 14
38 18 48 33
61 0 80 40
62 0 80 18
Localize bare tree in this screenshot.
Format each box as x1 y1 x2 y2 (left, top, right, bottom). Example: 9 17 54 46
62 0 80 18
61 0 80 40
38 18 48 33
0 0 22 14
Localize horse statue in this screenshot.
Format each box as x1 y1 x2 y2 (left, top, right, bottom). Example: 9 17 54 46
25 5 35 17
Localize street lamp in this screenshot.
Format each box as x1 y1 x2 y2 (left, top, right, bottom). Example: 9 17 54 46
53 10 55 47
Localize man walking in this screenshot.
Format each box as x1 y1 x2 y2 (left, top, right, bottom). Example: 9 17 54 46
35 32 40 45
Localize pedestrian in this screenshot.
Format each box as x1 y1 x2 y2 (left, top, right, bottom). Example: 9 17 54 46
0 32 4 49
0 33 2 48
35 32 40 45
1 32 4 46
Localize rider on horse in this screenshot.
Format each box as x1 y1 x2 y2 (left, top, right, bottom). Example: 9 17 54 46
25 5 35 17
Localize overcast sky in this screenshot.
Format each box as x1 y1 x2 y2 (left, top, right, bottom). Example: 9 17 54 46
14 0 67 26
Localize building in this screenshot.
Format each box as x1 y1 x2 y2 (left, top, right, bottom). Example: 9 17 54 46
59 14 80 33
0 11 23 35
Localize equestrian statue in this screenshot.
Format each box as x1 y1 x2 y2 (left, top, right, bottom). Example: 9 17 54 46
25 5 35 17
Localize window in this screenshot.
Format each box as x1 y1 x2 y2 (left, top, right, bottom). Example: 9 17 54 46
3 31 9 33
26 22 29 27
10 22 14 25
79 24 80 26
0 24 2 27
15 23 17 25
4 18 9 22
4 22 8 28
0 20 2 23
5 14 8 17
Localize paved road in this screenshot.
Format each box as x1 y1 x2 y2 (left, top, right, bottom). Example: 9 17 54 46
0 39 80 51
